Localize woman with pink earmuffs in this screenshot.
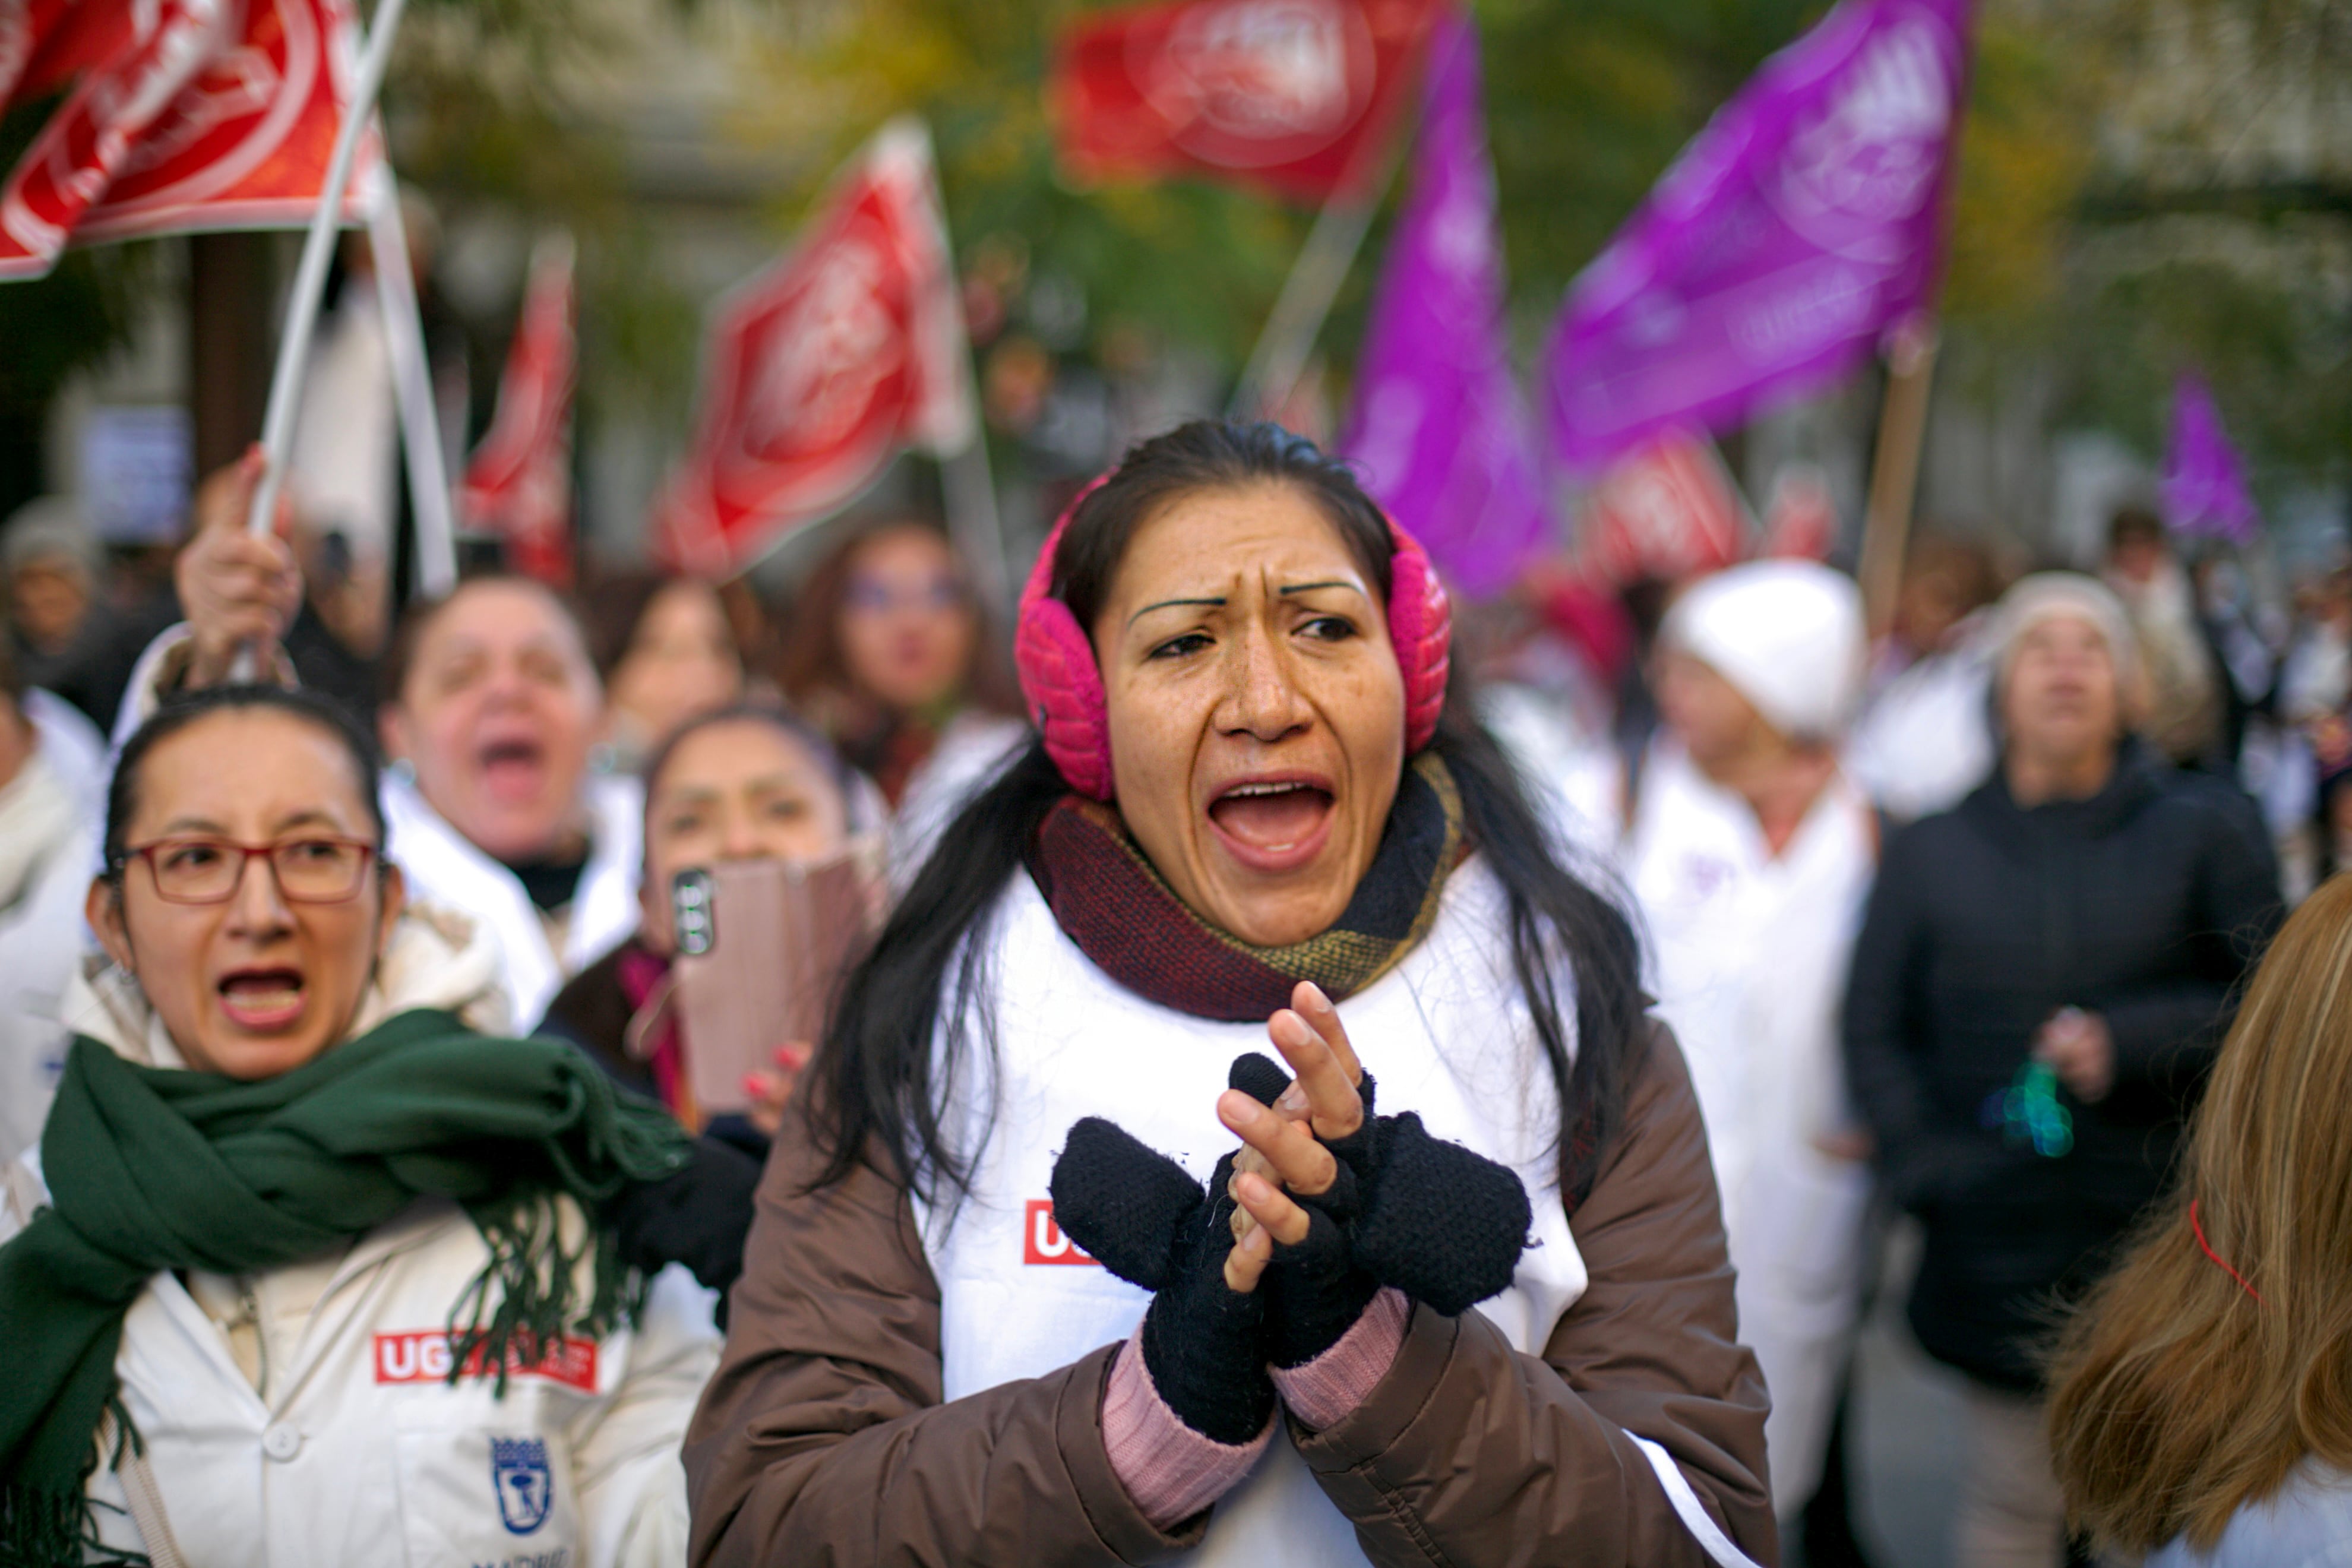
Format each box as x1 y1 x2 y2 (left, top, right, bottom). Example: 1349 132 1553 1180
685 421 1773 1567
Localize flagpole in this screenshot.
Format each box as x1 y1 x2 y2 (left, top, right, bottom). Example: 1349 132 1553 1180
244 0 410 543
1227 118 1414 422
367 174 459 598
1857 318 1939 639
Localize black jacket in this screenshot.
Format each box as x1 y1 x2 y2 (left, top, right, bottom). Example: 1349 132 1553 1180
1842 740 2280 1389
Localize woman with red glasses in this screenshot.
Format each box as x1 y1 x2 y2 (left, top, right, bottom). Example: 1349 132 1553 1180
0 685 717 1568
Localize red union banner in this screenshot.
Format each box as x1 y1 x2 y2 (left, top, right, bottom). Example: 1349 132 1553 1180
653 118 973 577
76 0 380 246
0 0 378 279
1579 431 1751 587
461 236 577 587
1052 0 1439 203
0 0 228 278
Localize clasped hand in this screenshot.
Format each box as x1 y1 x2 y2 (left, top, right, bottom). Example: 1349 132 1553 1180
1049 982 1533 1443
1219 982 1364 1292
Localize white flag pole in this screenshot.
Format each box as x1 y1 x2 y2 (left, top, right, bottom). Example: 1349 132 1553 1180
243 0 412 542
1226 113 1412 422
367 172 458 597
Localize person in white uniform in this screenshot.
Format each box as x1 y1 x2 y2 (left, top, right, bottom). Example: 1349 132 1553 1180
0 684 715 1568
118 454 641 1026
686 421 1774 1566
1622 559 1878 1521
0 643 102 1164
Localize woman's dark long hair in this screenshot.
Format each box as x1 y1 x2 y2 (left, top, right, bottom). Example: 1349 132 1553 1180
808 422 1644 1205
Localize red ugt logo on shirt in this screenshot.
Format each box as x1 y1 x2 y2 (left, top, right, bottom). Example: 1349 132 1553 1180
1023 1200 1100 1266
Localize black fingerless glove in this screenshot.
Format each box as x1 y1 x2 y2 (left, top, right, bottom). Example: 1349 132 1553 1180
1250 1060 1384 1369
1049 1119 1271 1444
1229 1051 1534 1368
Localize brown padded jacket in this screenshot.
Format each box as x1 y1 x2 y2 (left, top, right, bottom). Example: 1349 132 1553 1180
684 1021 1776 1566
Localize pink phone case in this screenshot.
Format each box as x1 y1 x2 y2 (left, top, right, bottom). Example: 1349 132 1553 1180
670 855 870 1117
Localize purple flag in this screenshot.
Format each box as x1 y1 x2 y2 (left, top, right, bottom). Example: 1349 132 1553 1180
1542 0 1973 473
2161 375 2260 546
1339 9 1548 599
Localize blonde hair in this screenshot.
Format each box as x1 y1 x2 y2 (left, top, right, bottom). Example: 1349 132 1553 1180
2047 874 2352 1552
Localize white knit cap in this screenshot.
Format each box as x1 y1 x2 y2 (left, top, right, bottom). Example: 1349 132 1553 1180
1662 560 1866 741
1990 573 2140 690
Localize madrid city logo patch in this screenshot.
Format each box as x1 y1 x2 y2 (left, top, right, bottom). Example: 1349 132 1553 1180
489 1436 554 1535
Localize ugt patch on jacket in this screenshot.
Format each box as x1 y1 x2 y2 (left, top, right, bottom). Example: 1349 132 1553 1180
373 1330 600 1391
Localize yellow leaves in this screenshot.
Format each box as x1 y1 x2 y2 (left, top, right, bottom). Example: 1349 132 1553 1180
1943 16 2096 333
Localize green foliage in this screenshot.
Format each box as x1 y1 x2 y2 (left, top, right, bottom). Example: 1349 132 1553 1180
0 97 159 422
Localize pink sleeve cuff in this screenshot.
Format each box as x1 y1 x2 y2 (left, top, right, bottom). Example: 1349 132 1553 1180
1269 1286 1411 1431
1102 1324 1273 1529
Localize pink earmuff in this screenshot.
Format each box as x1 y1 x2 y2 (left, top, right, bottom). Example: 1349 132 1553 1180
1014 479 1452 802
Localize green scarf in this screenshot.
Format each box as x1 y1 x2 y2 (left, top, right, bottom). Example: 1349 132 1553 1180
0 1007 691 1566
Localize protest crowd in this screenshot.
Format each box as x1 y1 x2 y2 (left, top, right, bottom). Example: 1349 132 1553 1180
0 1 2344 1566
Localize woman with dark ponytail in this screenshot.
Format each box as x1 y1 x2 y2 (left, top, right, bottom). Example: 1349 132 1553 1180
686 421 1772 1566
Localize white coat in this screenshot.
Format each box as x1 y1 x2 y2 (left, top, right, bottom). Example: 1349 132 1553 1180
112 625 644 1028
1845 630 1996 822
1623 744 1877 1516
0 723 99 1164
915 856 1757 1568
884 710 1029 894
1 905 720 1568
382 770 641 1029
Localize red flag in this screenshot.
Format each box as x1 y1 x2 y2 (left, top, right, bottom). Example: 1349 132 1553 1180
1579 431 1750 587
461 235 576 588
653 118 973 577
0 0 379 280
1052 0 1439 203
0 0 228 277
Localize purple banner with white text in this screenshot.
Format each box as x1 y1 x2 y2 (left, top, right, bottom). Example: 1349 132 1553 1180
1542 0 1974 474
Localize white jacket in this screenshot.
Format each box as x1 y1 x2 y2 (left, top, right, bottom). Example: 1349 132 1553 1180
382 770 641 1029
1 905 720 1568
0 734 98 1164
884 710 1029 894
113 624 645 1027
1623 744 1877 1515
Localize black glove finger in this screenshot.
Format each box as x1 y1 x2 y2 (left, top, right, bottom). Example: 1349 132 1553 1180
1303 1070 1379 1212
1262 1204 1381 1368
1352 1112 1533 1316
1142 1151 1272 1443
1228 1051 1289 1108
1050 1117 1203 1291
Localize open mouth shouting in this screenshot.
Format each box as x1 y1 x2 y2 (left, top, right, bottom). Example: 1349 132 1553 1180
216 966 308 1031
478 732 550 806
1205 773 1338 874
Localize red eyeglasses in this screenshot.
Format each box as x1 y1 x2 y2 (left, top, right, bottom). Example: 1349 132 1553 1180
119 837 378 905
